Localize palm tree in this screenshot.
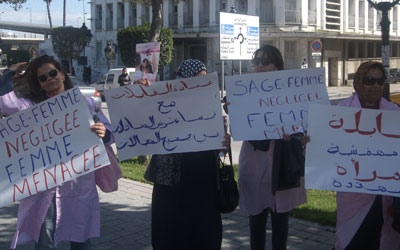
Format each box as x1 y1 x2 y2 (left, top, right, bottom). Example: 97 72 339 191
44 0 53 29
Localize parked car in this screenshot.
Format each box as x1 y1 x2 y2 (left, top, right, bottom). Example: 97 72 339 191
90 79 105 101
70 76 102 106
104 68 135 90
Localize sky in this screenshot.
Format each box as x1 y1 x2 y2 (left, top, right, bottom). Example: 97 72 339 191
0 0 92 35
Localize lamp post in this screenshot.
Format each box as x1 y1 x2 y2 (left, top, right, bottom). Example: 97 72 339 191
26 7 32 24
367 0 400 99
78 0 86 24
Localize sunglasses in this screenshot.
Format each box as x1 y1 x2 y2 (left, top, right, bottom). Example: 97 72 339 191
362 76 386 86
252 58 272 67
38 69 59 82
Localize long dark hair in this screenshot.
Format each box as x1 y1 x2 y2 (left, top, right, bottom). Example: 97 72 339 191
252 45 284 70
140 58 153 74
25 55 73 103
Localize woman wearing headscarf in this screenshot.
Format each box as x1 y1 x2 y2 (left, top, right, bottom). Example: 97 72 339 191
144 59 229 250
335 61 400 250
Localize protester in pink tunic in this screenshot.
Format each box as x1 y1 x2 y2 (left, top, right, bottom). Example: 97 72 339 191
335 61 400 250
0 55 120 250
238 45 308 250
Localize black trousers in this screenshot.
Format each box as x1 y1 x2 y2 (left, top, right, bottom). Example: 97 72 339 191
345 195 383 250
249 208 289 250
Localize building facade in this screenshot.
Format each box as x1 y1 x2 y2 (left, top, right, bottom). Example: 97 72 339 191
88 0 400 86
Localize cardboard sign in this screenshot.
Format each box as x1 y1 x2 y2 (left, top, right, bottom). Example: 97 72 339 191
306 104 400 197
0 88 110 208
105 72 225 161
225 68 329 140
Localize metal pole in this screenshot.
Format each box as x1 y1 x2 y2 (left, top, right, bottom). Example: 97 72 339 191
239 61 242 75
221 61 225 99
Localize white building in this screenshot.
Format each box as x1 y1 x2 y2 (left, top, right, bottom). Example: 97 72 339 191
88 0 400 86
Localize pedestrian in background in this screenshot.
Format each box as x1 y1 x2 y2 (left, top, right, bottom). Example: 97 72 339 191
118 67 131 86
237 45 309 250
144 59 230 250
0 55 120 250
335 61 400 250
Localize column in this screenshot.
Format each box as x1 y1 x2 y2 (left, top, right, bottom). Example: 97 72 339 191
124 1 129 27
354 0 359 32
137 4 142 25
113 1 117 30
364 0 369 33
193 0 199 27
373 8 377 33
163 0 169 27
149 6 153 23
210 0 216 26
102 0 106 31
248 0 257 15
274 0 285 25
390 8 393 33
178 1 184 28
316 0 321 29
301 0 308 26
397 6 400 35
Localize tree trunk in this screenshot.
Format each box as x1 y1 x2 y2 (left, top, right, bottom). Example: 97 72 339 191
46 0 53 29
149 0 162 42
63 0 66 26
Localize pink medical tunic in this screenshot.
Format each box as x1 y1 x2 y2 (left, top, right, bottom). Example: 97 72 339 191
239 140 307 216
0 91 119 249
335 93 400 250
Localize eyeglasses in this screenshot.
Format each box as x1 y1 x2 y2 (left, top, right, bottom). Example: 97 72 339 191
252 58 272 67
362 76 385 86
38 69 58 82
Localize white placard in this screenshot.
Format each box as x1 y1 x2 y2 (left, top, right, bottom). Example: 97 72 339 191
104 72 225 161
219 12 259 60
225 68 329 140
0 88 110 208
305 104 400 197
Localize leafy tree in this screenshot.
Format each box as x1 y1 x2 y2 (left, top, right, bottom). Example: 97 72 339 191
0 0 26 10
51 26 92 74
117 22 173 69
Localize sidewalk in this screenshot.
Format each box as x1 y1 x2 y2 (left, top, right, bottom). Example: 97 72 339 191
0 178 335 250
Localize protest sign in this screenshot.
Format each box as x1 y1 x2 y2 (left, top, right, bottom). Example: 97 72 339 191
0 88 110 208
225 68 329 140
305 104 400 197
105 72 225 161
133 42 160 82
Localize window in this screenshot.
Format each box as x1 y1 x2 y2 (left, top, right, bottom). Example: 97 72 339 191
348 41 356 58
284 41 296 69
95 5 102 30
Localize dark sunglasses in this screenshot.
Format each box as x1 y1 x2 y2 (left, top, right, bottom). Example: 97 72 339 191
362 76 386 86
38 69 59 82
252 58 272 67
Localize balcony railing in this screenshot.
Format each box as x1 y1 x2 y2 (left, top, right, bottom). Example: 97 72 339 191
285 9 301 24
171 25 219 33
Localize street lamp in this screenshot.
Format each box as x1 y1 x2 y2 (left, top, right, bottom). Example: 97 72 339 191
78 0 86 24
77 17 82 27
26 7 32 24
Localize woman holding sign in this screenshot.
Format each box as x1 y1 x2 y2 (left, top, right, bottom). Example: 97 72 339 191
0 55 120 250
335 61 400 250
238 45 308 250
144 59 230 250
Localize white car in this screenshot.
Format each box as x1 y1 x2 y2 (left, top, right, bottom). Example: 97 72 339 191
70 76 102 106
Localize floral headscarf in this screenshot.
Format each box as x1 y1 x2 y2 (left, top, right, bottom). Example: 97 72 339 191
177 59 206 78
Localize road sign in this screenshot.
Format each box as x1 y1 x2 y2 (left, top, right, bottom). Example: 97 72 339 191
311 40 322 52
219 12 259 60
312 52 322 60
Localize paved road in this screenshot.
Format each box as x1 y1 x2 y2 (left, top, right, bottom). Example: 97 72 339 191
0 179 336 250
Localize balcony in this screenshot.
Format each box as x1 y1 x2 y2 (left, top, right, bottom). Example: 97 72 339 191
171 25 219 34
285 9 301 24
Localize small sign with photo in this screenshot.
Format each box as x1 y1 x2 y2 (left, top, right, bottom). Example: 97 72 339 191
133 42 161 83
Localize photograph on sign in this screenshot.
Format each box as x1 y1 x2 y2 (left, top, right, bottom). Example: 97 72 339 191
219 12 259 60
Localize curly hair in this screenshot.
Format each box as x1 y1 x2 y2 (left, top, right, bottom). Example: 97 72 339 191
252 45 284 70
353 61 386 94
24 55 74 103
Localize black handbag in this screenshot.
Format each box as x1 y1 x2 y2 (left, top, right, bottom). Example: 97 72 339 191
217 146 239 213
